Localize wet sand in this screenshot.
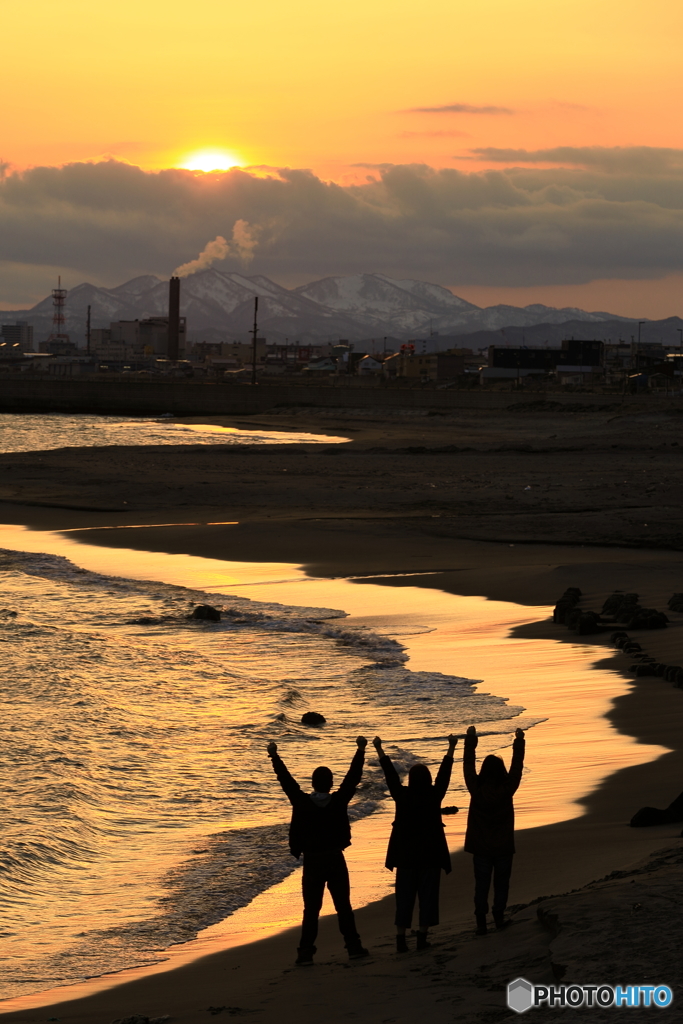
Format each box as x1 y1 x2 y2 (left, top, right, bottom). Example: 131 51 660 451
0 405 682 1021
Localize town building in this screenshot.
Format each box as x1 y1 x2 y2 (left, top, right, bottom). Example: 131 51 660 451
488 338 604 372
1 321 34 353
190 339 268 365
383 346 467 380
39 338 79 355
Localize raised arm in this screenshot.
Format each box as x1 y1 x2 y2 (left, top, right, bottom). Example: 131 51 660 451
373 735 403 801
337 736 367 802
434 734 457 801
267 741 301 803
508 728 526 793
463 726 478 795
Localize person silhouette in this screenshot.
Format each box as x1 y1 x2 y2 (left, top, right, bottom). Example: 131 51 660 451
373 734 458 952
267 737 369 965
463 725 526 935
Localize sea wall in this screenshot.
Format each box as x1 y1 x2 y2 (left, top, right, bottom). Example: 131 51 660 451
0 376 677 417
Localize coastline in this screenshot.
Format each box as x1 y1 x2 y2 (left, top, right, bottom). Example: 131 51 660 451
1 402 683 1021
0 519 682 1021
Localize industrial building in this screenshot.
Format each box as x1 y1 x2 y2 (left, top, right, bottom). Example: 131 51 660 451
90 316 187 361
488 338 603 372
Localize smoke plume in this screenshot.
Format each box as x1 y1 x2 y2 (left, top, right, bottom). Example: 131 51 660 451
174 235 229 277
231 219 258 264
173 220 259 277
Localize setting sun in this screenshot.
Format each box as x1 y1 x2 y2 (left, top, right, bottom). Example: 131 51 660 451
181 149 242 172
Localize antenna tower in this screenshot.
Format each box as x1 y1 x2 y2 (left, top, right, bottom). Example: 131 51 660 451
49 276 69 343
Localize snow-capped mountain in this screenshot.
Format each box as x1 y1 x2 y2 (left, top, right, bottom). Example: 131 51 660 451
0 269 637 344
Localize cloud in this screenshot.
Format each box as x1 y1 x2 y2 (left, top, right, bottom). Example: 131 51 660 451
350 162 397 169
471 146 683 175
3 154 683 299
405 103 514 115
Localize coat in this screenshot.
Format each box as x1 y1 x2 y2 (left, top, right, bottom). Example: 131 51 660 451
270 748 364 858
463 734 525 858
379 754 453 873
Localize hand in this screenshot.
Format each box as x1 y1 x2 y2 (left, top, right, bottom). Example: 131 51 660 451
372 735 383 751
515 728 525 740
267 741 278 755
447 733 458 750
356 735 368 748
466 725 478 747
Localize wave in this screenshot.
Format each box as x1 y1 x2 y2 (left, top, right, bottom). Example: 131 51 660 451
0 544 531 998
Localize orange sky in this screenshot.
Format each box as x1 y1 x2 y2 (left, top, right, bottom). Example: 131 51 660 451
3 0 682 178
2 0 683 313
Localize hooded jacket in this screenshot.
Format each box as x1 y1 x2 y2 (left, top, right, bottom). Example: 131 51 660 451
270 747 364 858
463 733 525 858
379 754 453 873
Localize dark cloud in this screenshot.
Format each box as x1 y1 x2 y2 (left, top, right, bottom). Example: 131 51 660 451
405 103 515 115
3 154 683 300
472 146 683 174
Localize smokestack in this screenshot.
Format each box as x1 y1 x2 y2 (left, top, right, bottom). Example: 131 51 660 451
168 276 180 361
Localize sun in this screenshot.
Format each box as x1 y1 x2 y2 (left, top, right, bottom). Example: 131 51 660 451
181 149 241 172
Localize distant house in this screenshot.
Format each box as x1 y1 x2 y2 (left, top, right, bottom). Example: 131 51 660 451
357 354 384 375
556 365 604 385
303 357 337 374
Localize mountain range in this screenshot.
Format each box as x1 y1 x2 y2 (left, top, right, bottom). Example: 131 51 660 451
0 269 643 346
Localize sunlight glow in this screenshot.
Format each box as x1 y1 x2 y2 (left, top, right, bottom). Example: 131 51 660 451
181 149 241 172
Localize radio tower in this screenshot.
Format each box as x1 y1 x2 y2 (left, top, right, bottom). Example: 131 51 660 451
48 276 69 346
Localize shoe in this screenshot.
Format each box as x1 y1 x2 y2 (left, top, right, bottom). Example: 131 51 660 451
493 914 510 930
347 941 370 959
475 915 488 936
416 931 431 950
396 934 409 954
296 945 315 965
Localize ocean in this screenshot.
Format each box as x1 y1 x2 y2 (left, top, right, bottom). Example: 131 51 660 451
0 545 533 999
0 413 348 453
0 415 663 1005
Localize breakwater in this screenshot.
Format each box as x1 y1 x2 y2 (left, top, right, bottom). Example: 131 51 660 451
0 376 669 417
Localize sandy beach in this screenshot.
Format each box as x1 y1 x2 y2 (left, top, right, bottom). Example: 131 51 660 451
0 403 682 1022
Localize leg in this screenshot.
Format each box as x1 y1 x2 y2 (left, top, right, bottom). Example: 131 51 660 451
416 867 441 930
492 856 514 927
394 867 419 931
473 855 493 915
300 855 326 952
472 855 493 934
394 868 418 952
326 852 364 952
